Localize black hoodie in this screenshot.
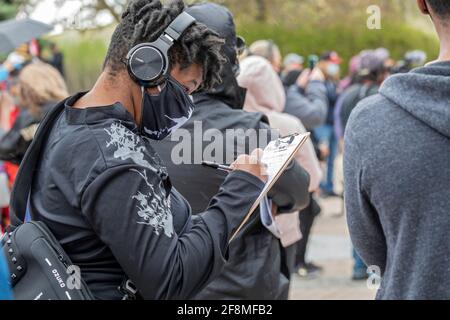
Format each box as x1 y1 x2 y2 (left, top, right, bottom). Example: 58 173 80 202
152 2 310 300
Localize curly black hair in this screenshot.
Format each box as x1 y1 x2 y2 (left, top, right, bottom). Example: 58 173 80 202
103 0 225 91
427 0 450 17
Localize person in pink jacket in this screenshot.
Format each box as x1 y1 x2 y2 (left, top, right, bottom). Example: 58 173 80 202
237 55 322 192
237 55 324 277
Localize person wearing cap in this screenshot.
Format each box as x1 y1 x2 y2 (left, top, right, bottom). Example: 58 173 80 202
340 49 390 131
314 51 342 198
318 51 342 83
393 50 428 74
281 53 305 87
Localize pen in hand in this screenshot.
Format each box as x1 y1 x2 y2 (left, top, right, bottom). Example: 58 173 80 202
201 161 233 173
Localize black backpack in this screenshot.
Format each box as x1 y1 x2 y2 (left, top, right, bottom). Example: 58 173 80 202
1 101 95 300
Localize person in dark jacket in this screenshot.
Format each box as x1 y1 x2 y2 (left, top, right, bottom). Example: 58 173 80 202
284 67 328 132
48 43 65 77
153 2 311 300
0 62 68 165
15 0 268 300
340 49 389 132
338 50 389 281
345 0 450 299
281 53 304 88
314 51 341 197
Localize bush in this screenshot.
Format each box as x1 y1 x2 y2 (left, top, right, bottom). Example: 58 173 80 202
52 17 439 94
53 29 112 93
237 20 439 71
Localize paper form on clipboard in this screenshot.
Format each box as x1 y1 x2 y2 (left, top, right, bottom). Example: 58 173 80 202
229 132 311 243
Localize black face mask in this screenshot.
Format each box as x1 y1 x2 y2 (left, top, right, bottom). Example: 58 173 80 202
140 78 195 140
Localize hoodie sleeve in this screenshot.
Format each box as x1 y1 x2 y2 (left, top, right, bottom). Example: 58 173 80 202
344 117 387 273
80 164 264 300
285 81 328 131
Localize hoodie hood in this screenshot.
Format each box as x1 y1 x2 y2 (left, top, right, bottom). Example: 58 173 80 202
237 56 286 114
187 2 246 109
380 61 450 138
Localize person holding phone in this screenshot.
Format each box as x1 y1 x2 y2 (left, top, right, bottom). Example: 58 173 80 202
284 56 329 132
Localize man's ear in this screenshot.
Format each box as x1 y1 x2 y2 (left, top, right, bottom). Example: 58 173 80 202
417 0 430 15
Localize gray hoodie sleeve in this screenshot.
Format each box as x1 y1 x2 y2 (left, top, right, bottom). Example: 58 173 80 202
284 81 328 131
344 114 387 273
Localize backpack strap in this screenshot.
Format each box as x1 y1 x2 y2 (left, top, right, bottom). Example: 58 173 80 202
9 99 67 229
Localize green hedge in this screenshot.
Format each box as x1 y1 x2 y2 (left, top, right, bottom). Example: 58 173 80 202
237 20 439 71
55 19 439 94
55 30 111 93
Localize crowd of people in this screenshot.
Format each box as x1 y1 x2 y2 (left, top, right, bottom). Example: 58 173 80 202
0 0 449 301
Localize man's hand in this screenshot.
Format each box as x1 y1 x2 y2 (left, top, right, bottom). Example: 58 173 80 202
296 67 325 89
309 67 326 82
271 203 278 218
231 148 268 183
296 68 312 89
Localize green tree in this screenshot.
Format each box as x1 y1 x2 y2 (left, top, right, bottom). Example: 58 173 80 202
18 0 127 29
0 0 19 21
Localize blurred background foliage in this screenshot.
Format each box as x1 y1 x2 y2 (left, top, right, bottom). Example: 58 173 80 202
2 0 439 93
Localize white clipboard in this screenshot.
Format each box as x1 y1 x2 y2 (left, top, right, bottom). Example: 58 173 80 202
229 132 311 243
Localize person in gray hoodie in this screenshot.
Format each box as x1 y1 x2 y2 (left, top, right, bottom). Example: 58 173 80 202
344 0 450 299
284 69 329 131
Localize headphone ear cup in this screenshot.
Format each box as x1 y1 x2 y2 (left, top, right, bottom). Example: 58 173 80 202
127 44 167 87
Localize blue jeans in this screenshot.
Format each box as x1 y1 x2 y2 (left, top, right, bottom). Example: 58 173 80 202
0 251 13 300
353 248 367 276
314 124 337 193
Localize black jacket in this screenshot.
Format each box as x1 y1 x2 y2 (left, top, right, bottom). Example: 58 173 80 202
24 93 265 300
153 96 310 300
0 103 54 165
152 2 310 300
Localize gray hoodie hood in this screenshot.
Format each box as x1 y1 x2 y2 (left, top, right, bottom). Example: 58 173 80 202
380 61 450 138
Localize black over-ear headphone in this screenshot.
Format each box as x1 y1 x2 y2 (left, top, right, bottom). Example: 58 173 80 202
126 12 196 88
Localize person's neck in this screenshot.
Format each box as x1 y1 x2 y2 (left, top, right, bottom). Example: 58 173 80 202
73 71 141 123
435 22 450 62
438 41 450 62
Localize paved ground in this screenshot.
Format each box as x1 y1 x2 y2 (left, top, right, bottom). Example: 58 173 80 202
289 155 377 300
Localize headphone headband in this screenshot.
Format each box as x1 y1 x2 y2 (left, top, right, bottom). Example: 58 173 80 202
164 12 196 42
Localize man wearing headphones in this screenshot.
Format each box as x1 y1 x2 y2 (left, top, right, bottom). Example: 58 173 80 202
13 0 267 300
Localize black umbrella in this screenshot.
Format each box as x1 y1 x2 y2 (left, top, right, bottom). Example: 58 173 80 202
0 18 53 55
